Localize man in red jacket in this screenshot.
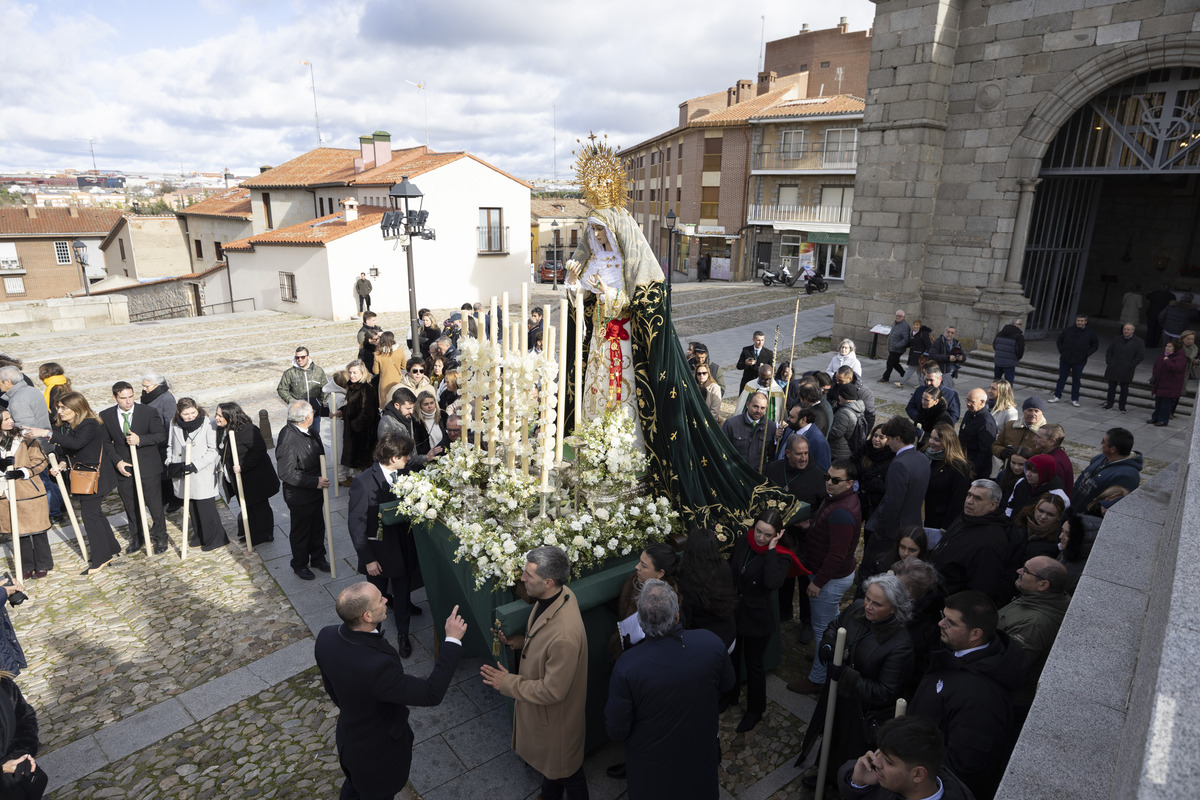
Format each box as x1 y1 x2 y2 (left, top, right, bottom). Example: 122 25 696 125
788 458 862 695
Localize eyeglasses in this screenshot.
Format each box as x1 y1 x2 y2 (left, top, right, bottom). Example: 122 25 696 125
821 474 849 485
1017 566 1052 581
410 369 424 374
696 371 709 376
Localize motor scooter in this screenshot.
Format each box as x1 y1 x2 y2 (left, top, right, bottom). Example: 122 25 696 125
801 264 828 294
760 261 800 287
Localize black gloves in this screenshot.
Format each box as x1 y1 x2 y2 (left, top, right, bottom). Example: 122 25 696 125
1000 445 1015 460
182 463 198 475
166 463 184 478
0 456 12 469
818 641 834 666
4 469 25 481
826 661 845 682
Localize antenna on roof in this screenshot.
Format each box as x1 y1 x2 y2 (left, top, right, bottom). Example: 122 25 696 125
759 16 766 73
406 80 429 149
300 60 324 146
76 137 98 171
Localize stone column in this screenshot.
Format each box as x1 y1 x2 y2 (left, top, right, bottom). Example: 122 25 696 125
1004 178 1041 285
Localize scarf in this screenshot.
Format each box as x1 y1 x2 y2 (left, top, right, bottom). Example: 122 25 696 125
42 374 68 408
178 414 206 435
746 528 810 577
141 384 168 405
925 447 945 462
421 410 444 448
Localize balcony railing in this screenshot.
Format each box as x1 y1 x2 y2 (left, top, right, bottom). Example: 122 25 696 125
752 145 857 171
746 203 853 224
0 257 24 275
477 225 509 255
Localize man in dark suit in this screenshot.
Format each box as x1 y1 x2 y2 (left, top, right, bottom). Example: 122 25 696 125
315 582 467 800
101 381 168 554
736 330 773 392
862 416 929 581
276 400 331 580
348 433 424 659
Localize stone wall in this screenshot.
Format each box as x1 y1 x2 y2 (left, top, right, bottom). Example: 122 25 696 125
835 0 1200 348
0 294 129 335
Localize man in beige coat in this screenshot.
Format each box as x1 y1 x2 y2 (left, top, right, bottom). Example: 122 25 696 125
482 545 589 799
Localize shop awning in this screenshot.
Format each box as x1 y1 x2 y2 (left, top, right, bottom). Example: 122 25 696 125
770 222 850 240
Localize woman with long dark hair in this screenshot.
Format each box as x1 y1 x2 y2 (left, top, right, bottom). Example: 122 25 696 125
609 543 680 658
677 528 737 649
1013 494 1067 561
923 423 972 528
854 423 894 534
214 401 279 546
35 392 120 573
167 398 227 551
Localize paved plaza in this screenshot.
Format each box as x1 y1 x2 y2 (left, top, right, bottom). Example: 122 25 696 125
2 282 1182 798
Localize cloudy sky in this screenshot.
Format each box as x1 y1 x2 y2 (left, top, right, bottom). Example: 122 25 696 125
0 0 876 181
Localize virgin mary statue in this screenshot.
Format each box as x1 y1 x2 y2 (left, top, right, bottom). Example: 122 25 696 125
564 134 803 540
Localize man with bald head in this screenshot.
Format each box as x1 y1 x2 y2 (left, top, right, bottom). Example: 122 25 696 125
959 388 997 479
315 582 467 799
998 556 1070 709
722 390 775 472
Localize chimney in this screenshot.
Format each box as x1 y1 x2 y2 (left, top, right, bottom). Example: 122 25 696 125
69 205 80 218
359 135 374 165
839 16 848 32
800 23 809 33
757 70 777 96
726 87 738 107
372 131 392 169
736 79 754 103
341 197 359 223
25 203 36 219
259 165 272 174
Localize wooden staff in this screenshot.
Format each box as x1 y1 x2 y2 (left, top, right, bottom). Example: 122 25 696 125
7 483 22 580
229 434 254 555
181 440 192 561
789 295 800 373
330 393 340 497
128 445 152 556
815 627 848 800
319 455 337 578
759 324 781 473
47 453 87 563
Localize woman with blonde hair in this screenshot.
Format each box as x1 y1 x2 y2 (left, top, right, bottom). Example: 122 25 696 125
923 422 972 528
695 363 723 421
30 392 121 573
372 331 407 406
988 379 1019 429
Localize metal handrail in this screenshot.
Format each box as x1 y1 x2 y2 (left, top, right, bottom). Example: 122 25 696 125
129 297 257 323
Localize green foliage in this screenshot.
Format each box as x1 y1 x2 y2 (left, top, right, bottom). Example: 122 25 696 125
0 187 23 207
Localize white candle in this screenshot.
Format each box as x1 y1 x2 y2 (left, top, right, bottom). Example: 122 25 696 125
490 296 498 344
542 326 556 492
556 297 568 463
574 290 584 432
521 282 529 354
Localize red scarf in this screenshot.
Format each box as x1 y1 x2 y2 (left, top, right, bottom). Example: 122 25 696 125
746 528 810 577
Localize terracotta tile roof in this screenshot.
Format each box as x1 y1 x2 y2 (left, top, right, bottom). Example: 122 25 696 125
222 205 389 252
88 263 228 295
238 145 532 191
688 85 800 127
750 95 865 119
0 206 122 237
177 187 252 220
530 198 589 219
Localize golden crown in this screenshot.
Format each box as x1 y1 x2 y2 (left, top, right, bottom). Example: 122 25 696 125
572 132 628 210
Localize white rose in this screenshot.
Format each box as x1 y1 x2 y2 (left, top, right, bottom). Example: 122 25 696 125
502 540 517 554
593 545 605 558
572 535 587 547
595 508 610 521
545 533 558 545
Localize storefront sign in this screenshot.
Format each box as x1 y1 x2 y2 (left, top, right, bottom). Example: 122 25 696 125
807 232 850 245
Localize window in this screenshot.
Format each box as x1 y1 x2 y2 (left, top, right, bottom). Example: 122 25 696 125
820 61 830 68
780 130 806 159
54 241 71 264
263 192 274 229
118 239 126 261
800 63 808 72
821 186 855 222
569 228 578 247
279 272 297 302
703 137 722 172
824 129 858 167
318 197 325 216
778 186 801 206
194 239 203 259
701 187 720 220
3 277 25 296
478 208 506 253
214 242 224 262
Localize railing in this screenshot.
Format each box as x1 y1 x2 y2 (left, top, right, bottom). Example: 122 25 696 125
746 203 853 224
203 298 256 315
477 225 509 255
130 297 256 323
752 145 857 171
0 257 24 275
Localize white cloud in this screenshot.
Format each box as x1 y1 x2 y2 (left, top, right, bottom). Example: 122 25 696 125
0 0 877 178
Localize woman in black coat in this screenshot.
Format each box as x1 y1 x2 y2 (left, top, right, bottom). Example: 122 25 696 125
854 424 894 535
0 674 45 799
725 509 803 733
904 322 933 385
677 529 738 650
339 361 379 482
412 392 448 457
214 402 279 546
915 388 952 448
923 424 972 529
797 574 915 788
34 392 120 573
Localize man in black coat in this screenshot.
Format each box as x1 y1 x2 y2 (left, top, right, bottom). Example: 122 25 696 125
1051 314 1099 406
959 388 997 480
348 433 423 659
765 434 825 510
910 591 1028 800
606 579 734 800
905 367 960 424
100 381 168 554
736 330 773 392
315 582 467 800
862 418 928 580
1102 323 1144 411
276 400 331 580
927 480 1011 606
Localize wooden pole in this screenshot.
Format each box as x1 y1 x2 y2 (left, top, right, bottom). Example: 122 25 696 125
759 324 781 473
7 484 22 580
47 453 87 563
814 627 848 800
330 393 340 497
181 440 192 561
556 296 568 463
319 454 337 578
230 434 254 555
789 294 800 382
128 445 152 556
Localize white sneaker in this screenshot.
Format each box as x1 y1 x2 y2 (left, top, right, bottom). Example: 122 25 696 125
1048 396 1061 403
1072 400 1080 407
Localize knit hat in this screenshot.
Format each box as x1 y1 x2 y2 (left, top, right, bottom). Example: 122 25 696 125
1022 396 1045 411
837 384 859 401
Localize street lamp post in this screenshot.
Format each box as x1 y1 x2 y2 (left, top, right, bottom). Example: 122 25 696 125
381 175 435 354
71 239 91 297
665 210 677 302
551 220 560 291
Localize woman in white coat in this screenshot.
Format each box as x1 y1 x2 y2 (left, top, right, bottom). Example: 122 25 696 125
166 397 227 551
826 338 863 378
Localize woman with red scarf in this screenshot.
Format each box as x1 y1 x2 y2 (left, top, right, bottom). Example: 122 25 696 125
723 509 808 732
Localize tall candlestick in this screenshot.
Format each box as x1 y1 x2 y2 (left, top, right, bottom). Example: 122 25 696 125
506 319 517 471
521 282 529 353
542 326 556 492
574 289 584 432
490 296 498 343
556 297 568 463
501 291 509 350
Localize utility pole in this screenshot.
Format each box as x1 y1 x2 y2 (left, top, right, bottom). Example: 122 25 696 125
301 60 324 145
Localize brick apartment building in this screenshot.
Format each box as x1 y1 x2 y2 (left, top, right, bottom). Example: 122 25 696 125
619 20 871 283
0 205 120 301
